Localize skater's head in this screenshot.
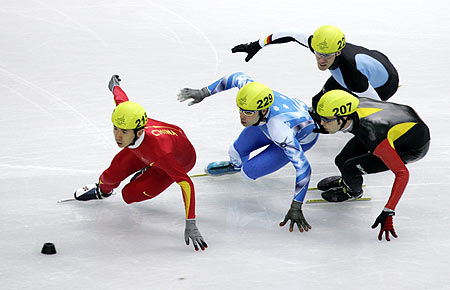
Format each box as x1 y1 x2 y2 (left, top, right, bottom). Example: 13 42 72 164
316 90 358 134
236 82 273 127
111 101 148 148
311 25 345 71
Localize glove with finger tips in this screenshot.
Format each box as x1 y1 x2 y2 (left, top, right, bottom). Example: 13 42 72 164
184 219 208 251
108 75 121 92
279 200 311 233
231 41 261 62
371 210 398 241
177 87 210 106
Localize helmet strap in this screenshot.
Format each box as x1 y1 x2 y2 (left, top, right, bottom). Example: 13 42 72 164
252 109 269 127
128 128 144 147
329 51 342 70
329 56 340 70
337 116 348 131
337 113 356 131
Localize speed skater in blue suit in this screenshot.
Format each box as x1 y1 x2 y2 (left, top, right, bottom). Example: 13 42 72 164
178 72 319 233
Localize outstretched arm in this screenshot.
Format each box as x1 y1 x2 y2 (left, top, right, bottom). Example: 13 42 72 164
259 31 309 48
268 118 315 203
371 138 410 241
157 153 208 250
232 31 311 62
177 72 254 105
206 72 254 94
156 153 197 219
268 119 315 233
373 139 409 211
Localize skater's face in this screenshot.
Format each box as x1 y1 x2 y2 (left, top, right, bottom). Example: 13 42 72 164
239 108 267 127
320 116 343 134
113 126 143 148
314 50 341 71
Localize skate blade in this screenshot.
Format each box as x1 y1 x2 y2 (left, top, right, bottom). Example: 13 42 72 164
306 197 371 204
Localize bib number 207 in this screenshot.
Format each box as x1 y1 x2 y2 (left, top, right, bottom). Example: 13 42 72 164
332 102 352 115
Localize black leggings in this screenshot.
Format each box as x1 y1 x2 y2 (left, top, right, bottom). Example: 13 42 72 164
335 123 430 192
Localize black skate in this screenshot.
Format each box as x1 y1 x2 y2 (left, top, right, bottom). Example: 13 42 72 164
317 176 342 191
321 186 363 202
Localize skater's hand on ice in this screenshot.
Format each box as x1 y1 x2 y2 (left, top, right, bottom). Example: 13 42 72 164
279 200 311 233
231 41 261 62
371 210 398 241
177 87 210 106
184 219 208 251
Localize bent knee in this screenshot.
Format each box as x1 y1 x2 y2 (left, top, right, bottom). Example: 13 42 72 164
241 166 257 180
121 183 154 204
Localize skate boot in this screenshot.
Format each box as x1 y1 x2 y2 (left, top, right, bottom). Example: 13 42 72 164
74 183 113 201
317 176 342 191
321 183 363 202
205 161 241 176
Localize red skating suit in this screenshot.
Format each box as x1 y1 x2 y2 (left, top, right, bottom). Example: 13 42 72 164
99 86 197 219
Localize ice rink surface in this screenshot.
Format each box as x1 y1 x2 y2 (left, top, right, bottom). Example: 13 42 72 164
1 0 450 289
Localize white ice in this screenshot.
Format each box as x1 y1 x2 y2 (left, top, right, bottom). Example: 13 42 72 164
1 0 450 289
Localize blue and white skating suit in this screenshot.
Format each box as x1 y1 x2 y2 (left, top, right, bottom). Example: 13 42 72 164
206 72 318 202
258 31 399 102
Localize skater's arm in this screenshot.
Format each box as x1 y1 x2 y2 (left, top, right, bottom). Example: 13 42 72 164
268 120 312 202
157 153 196 219
258 31 310 49
178 72 254 106
113 86 130 106
206 72 254 95
373 139 409 211
231 31 311 62
99 149 137 193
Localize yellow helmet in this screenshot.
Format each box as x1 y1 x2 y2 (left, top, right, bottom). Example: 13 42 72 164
317 90 359 117
311 25 346 54
111 101 148 130
236 82 274 111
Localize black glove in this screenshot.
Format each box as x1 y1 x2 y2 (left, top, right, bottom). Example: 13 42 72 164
279 200 311 232
108 75 121 92
231 41 261 62
371 210 398 241
308 107 329 134
184 220 208 251
74 183 112 201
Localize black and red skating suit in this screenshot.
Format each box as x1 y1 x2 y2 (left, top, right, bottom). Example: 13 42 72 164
338 98 430 210
99 86 197 219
